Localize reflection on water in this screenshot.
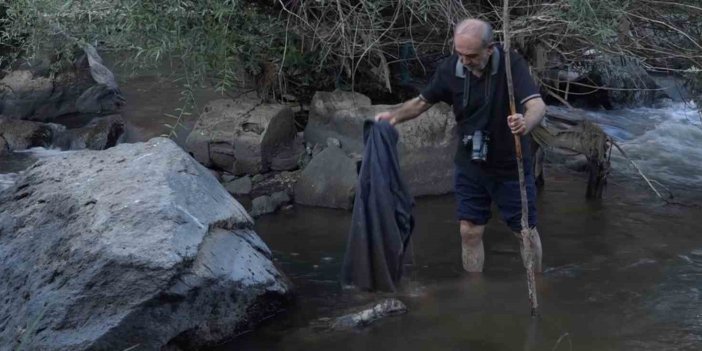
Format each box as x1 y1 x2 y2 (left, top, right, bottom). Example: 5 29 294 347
637 250 702 349
215 166 702 351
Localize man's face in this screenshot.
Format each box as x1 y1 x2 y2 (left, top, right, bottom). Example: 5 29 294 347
454 33 493 71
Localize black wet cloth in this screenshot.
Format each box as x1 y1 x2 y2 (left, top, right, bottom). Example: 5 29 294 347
341 120 414 292
420 45 541 180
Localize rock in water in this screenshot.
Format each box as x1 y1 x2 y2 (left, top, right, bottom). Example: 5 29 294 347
0 138 292 350
224 175 253 196
294 146 357 209
0 116 62 151
0 63 122 121
304 90 457 196
185 95 297 175
328 298 408 331
53 114 125 150
250 195 276 217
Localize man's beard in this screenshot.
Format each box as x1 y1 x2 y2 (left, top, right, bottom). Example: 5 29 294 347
467 57 489 72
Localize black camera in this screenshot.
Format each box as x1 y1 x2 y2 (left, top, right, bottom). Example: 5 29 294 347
462 130 489 163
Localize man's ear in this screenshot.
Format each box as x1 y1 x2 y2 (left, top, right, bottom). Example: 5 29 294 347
486 43 495 55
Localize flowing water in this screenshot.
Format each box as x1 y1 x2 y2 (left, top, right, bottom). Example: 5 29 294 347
586 101 702 195
1 76 700 350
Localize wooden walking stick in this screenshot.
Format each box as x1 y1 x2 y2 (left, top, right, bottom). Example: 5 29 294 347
502 0 539 316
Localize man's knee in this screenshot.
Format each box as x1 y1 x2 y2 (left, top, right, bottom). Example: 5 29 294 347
460 220 485 244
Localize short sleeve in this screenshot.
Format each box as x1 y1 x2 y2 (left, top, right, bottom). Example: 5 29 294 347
420 60 451 105
510 52 541 105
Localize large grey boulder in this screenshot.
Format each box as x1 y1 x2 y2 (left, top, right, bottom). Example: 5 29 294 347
185 96 298 175
294 146 357 209
0 138 291 350
304 90 456 196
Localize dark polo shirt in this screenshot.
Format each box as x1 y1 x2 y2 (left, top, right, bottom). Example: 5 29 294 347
420 45 541 180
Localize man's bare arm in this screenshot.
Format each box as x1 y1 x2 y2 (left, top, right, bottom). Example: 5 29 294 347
376 97 433 125
508 97 546 135
523 97 546 134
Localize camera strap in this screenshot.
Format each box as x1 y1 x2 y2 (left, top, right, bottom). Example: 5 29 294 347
455 48 500 137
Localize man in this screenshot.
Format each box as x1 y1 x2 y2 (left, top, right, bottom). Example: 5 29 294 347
376 18 545 273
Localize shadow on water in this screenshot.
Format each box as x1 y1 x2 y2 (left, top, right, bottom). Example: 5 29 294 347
213 165 702 351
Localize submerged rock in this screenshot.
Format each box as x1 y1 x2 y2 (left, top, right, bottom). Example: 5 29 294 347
313 298 408 331
0 138 291 350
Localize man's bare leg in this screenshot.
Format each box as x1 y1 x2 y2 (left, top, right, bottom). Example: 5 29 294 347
514 228 543 273
460 220 485 272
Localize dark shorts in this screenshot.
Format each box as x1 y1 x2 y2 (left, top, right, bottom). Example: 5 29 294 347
454 166 537 232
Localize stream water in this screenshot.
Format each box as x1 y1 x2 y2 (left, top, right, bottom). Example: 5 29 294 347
0 74 700 350
214 101 702 350
211 167 702 350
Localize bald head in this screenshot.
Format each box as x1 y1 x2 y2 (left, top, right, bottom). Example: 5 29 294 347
453 19 495 71
454 19 493 48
